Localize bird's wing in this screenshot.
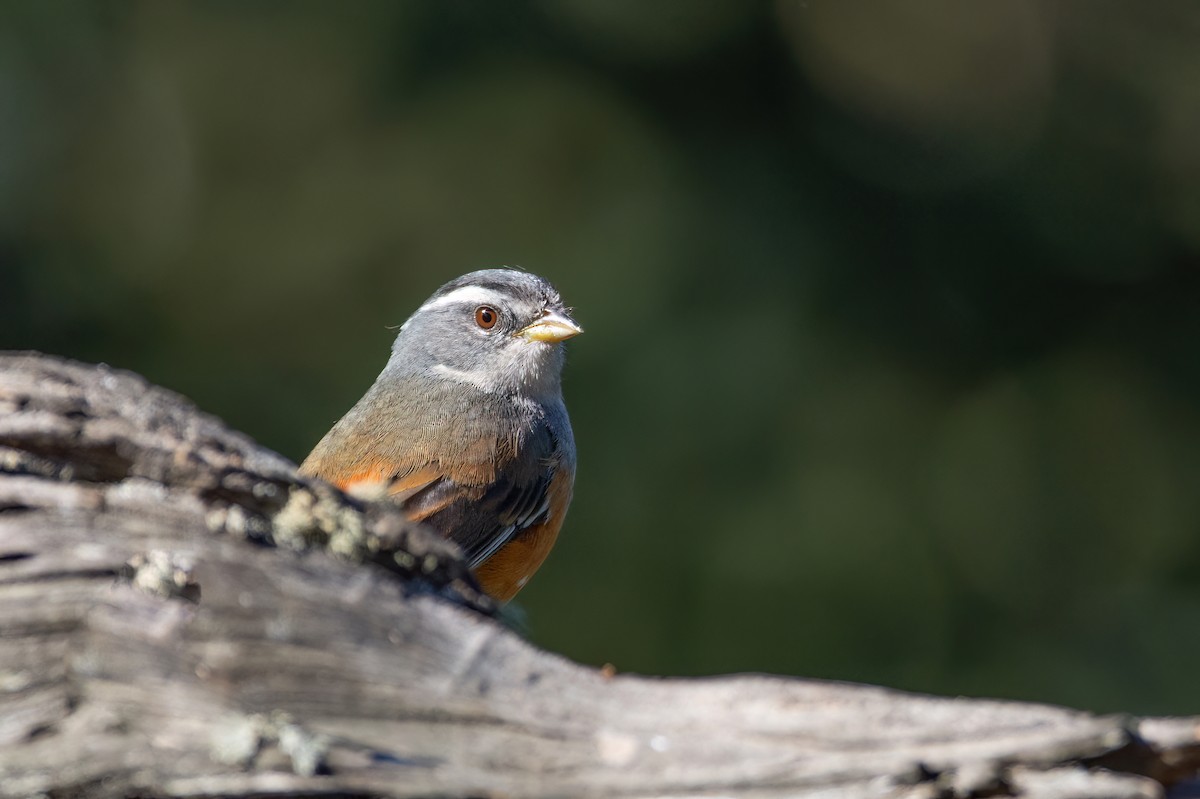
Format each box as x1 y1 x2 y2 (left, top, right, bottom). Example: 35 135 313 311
393 436 561 566
397 465 554 568
300 403 566 572
310 456 554 570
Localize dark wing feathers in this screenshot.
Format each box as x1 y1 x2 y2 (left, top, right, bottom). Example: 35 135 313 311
462 470 553 567
391 423 560 569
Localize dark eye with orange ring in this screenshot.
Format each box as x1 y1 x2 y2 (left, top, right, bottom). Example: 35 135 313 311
474 305 498 330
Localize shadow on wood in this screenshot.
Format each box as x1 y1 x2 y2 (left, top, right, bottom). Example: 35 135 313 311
1 352 1197 798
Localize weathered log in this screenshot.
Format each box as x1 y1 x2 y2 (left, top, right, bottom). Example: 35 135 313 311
0 352 1197 799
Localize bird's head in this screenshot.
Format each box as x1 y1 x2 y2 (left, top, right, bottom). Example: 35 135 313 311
388 269 582 397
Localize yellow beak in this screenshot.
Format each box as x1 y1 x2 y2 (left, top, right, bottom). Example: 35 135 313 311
517 310 583 343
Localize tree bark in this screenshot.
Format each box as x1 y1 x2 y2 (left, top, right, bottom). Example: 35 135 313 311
0 352 1197 799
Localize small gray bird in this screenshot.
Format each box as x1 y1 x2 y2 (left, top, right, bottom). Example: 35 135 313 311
300 269 582 601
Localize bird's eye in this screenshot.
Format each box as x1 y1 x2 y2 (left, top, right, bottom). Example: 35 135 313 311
474 305 498 330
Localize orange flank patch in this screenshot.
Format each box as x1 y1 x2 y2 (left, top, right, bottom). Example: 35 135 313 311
328 461 392 493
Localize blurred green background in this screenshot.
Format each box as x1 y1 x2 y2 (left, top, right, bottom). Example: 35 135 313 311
3 2 1200 716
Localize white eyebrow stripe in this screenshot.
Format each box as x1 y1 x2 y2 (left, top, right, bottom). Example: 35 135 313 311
418 285 508 312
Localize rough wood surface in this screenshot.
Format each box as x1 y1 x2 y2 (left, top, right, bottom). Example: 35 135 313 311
1 352 1197 799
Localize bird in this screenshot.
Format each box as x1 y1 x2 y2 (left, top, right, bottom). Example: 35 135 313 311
299 269 582 602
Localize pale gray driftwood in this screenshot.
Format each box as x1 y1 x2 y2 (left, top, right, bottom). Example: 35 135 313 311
0 352 1197 799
